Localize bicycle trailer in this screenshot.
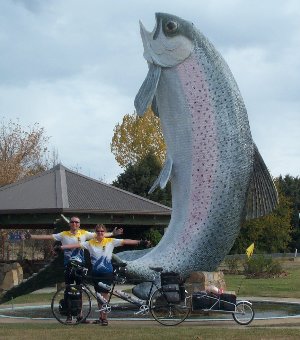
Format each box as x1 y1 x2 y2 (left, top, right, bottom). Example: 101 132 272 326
192 291 236 311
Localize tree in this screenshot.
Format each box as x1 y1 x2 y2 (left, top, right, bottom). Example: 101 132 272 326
0 119 50 186
112 152 171 207
231 189 292 253
276 175 300 249
111 108 166 168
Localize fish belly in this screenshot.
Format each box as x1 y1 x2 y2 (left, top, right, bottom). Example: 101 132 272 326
127 54 253 279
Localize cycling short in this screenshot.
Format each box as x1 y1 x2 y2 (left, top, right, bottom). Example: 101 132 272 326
92 272 113 293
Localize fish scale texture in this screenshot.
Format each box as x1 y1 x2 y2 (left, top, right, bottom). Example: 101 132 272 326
123 13 277 280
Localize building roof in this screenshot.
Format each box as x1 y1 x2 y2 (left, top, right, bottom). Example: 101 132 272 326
0 164 171 215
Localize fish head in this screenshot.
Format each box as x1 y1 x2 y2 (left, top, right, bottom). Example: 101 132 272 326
140 13 195 67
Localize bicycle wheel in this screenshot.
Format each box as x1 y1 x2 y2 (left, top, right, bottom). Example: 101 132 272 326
51 285 91 325
150 288 190 326
232 301 255 325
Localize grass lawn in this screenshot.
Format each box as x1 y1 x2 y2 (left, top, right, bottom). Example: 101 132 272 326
2 292 54 305
1 323 300 340
225 261 300 298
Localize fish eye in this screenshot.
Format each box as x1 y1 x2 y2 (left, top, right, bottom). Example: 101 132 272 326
165 21 178 34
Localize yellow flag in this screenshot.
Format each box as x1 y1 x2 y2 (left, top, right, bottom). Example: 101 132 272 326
246 243 255 258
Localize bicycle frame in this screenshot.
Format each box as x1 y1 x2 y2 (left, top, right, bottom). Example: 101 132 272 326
80 274 160 315
51 263 191 326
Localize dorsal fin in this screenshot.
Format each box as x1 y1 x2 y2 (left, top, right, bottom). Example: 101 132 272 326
245 145 279 220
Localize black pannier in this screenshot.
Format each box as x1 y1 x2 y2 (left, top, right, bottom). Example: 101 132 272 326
160 272 183 303
59 288 82 316
59 298 68 316
161 284 181 303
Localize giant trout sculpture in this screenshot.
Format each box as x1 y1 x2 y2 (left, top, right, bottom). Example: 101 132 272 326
123 13 278 279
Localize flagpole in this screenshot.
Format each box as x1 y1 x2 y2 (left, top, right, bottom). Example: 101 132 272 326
236 243 255 295
236 259 246 295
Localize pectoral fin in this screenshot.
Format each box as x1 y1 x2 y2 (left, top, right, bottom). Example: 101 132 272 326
148 156 173 193
134 63 161 116
245 145 279 220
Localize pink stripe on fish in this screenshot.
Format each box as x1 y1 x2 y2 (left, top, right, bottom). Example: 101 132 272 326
177 55 218 240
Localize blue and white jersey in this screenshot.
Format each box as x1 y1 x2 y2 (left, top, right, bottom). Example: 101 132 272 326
80 238 123 274
52 229 95 266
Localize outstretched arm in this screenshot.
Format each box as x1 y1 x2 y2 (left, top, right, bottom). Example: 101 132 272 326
122 240 150 247
22 232 53 240
30 234 54 240
53 243 81 253
60 243 81 250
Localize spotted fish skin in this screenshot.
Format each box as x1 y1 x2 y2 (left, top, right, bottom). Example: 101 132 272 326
125 13 278 279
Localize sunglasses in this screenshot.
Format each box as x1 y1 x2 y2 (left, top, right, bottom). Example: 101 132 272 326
70 221 80 224
95 230 105 233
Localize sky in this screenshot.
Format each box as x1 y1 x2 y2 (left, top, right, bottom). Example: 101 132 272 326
0 0 299 183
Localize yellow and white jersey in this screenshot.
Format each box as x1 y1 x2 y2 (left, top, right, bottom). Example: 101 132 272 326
52 229 95 266
81 238 124 274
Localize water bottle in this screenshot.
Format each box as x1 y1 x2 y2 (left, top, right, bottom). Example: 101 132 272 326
96 292 107 304
98 281 111 291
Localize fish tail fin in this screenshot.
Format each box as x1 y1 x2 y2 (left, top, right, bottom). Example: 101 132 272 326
245 144 279 219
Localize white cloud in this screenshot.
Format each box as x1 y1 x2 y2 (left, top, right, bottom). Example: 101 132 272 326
0 73 130 182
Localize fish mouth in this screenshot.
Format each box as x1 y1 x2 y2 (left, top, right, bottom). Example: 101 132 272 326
139 14 193 68
139 20 161 65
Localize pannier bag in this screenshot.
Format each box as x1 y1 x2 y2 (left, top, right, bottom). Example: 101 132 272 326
59 288 82 316
161 284 181 303
160 272 185 303
59 298 68 316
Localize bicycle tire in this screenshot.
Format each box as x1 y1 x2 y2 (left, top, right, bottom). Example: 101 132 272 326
232 301 255 325
150 288 190 326
51 285 91 325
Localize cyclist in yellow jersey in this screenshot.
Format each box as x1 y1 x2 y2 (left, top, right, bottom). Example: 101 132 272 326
27 216 123 285
59 224 150 326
